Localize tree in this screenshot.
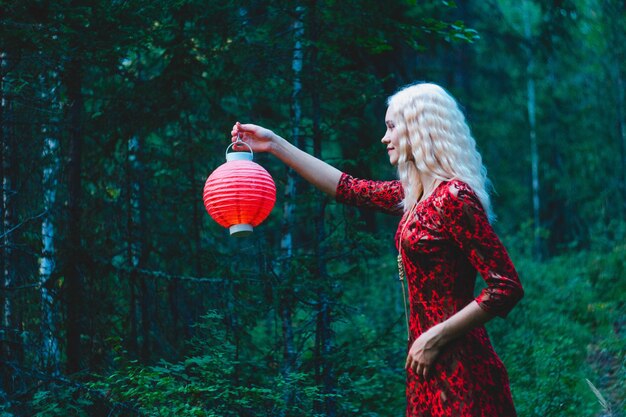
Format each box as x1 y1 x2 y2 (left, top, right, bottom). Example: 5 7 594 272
1 48 21 398
38 69 61 376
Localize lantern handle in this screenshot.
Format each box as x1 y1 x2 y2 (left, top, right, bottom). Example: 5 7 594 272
225 134 254 159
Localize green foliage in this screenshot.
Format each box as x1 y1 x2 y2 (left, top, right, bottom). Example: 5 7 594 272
31 387 94 417
26 237 626 416
28 314 265 416
488 243 626 416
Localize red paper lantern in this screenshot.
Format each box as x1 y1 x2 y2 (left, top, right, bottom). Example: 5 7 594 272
203 141 276 236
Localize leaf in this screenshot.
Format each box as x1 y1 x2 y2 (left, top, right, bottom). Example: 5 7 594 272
585 379 610 411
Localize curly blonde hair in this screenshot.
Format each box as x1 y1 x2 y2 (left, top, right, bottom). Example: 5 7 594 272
388 83 494 221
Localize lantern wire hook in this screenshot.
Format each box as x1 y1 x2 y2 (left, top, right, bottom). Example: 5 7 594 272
226 132 254 159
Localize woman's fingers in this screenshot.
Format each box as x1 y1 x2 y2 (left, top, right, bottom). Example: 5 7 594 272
406 354 418 373
232 123 250 142
406 354 431 378
232 122 259 140
413 360 421 376
229 122 275 153
234 122 257 134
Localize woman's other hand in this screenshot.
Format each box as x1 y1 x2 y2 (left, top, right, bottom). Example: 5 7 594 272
405 325 445 379
231 122 277 153
405 301 493 379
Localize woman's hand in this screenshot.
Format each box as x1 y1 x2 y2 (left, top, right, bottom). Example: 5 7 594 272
231 121 342 196
231 122 278 154
405 302 493 379
405 325 445 379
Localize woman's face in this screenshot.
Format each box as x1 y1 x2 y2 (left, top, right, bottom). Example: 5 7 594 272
381 106 401 166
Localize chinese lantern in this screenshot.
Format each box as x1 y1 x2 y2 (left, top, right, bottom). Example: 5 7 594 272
203 140 276 236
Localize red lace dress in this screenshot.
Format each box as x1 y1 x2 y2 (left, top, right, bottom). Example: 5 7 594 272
336 173 524 417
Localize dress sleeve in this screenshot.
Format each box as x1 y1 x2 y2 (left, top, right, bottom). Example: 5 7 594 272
335 173 404 215
441 182 524 318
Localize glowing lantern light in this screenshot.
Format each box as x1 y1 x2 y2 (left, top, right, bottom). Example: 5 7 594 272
203 139 276 236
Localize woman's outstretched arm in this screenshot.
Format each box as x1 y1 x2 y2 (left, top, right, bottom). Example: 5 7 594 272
232 122 342 197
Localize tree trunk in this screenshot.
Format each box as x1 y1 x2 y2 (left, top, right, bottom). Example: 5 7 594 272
523 0 542 260
126 137 140 358
127 135 151 361
605 0 626 220
129 269 138 356
0 51 5 400
38 70 61 375
278 4 305 415
167 115 197 344
595 0 626 221
1 50 21 395
454 0 473 110
309 2 335 416
618 71 625 220
64 56 85 374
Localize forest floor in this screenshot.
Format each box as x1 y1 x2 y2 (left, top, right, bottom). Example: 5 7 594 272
586 327 625 417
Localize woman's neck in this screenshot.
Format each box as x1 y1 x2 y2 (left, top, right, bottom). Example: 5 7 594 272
419 174 441 203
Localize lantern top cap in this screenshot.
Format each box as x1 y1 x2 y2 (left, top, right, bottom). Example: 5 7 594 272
226 151 253 161
225 137 254 161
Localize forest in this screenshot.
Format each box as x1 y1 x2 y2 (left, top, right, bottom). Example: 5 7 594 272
0 0 624 416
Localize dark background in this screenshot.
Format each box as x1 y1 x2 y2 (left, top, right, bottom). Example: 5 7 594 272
0 0 624 416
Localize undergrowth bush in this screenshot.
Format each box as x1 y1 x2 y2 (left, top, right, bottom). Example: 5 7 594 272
25 247 625 416
490 248 625 417
30 312 322 417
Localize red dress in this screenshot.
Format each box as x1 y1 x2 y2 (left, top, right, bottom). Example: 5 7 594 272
336 173 524 417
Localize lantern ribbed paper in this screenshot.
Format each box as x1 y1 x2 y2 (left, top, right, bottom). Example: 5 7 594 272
203 149 276 236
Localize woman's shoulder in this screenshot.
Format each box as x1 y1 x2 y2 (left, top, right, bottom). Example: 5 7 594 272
433 179 482 211
434 179 475 198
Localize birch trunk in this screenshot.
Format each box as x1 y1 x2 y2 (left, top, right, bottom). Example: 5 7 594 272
523 0 542 260
278 4 305 415
38 70 61 375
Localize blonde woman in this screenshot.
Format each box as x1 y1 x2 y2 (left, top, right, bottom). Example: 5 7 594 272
232 82 523 416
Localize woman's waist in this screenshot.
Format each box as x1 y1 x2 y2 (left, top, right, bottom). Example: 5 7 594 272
408 297 473 331
409 293 473 309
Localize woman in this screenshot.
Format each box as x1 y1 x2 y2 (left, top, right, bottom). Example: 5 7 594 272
231 82 524 417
